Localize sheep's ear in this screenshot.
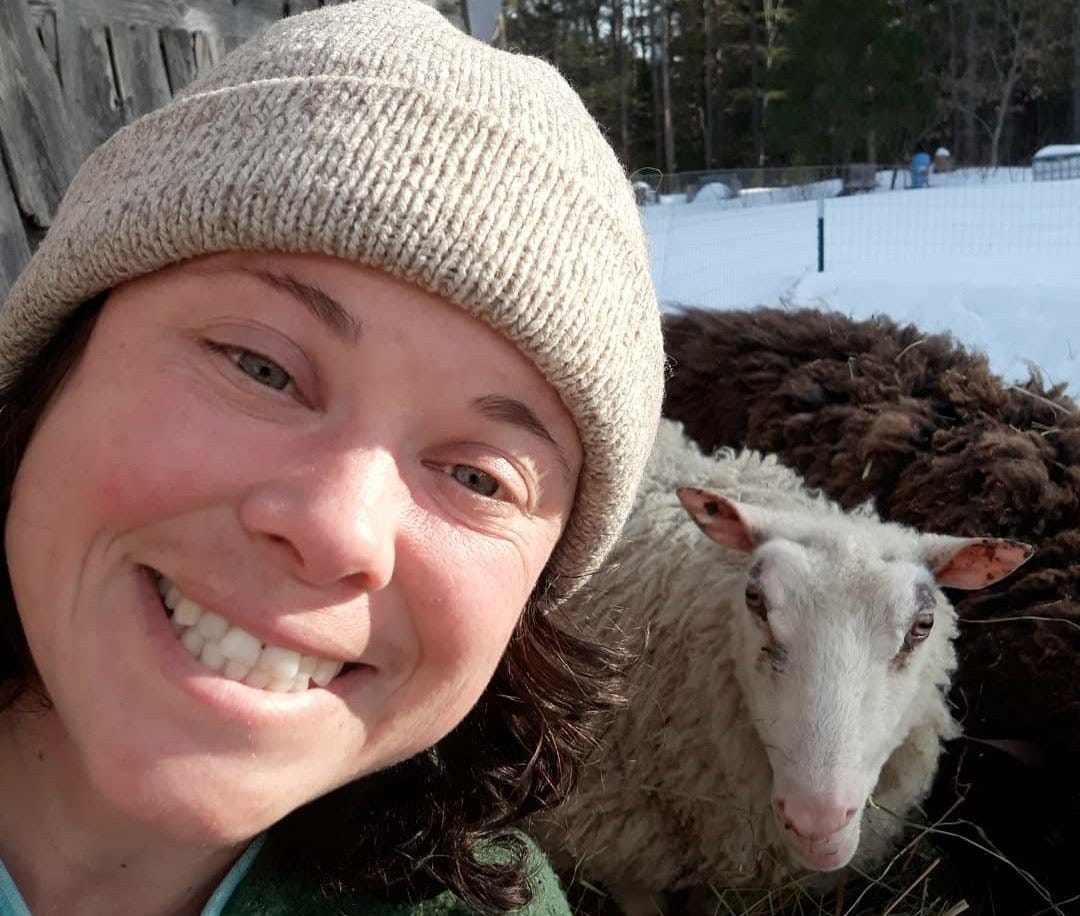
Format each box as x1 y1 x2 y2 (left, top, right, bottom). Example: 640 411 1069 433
676 488 760 552
921 535 1034 590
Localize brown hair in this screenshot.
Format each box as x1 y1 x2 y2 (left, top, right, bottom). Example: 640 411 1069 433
0 298 628 912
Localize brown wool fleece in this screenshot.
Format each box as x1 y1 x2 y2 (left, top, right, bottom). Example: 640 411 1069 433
0 0 664 598
662 304 1080 740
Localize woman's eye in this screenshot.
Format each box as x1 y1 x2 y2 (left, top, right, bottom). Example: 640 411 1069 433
450 464 501 498
233 349 293 392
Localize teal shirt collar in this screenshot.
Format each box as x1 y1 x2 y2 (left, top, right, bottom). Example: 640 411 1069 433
0 834 265 916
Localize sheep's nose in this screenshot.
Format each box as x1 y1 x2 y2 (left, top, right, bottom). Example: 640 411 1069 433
774 794 859 841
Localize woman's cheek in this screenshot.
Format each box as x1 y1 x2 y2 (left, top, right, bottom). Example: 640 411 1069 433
53 378 271 527
402 533 531 669
38 428 195 531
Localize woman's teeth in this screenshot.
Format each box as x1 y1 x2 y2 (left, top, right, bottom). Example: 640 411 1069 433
156 574 345 692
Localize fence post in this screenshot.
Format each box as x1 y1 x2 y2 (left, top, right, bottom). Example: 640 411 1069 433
817 197 825 272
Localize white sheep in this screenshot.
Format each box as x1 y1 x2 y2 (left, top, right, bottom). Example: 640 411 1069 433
536 419 1031 909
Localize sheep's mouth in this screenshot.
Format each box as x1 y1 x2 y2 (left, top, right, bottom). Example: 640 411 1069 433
781 826 860 872
154 570 356 691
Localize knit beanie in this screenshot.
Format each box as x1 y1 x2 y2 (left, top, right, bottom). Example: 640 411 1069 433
0 0 663 600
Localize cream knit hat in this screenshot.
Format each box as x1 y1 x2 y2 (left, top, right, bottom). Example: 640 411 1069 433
0 0 663 599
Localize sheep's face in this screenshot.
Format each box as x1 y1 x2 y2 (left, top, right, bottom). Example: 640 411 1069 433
731 537 947 871
677 488 1033 873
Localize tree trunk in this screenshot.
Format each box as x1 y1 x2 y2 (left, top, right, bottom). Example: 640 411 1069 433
585 1 602 46
749 0 764 167
648 2 665 169
759 0 784 152
715 26 727 165
660 0 676 173
703 0 718 167
989 56 1021 166
947 0 962 154
962 0 979 162
1073 0 1080 140
629 0 643 167
613 0 630 164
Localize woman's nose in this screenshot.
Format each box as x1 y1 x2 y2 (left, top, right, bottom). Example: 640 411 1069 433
238 448 400 591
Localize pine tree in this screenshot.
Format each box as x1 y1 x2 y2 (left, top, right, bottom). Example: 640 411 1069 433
765 0 929 164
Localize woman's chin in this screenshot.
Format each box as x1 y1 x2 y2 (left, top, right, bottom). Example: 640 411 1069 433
86 757 294 848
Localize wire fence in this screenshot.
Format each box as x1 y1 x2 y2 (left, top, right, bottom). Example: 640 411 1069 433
642 164 1080 313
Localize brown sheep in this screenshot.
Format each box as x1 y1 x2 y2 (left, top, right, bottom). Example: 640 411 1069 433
662 305 1079 913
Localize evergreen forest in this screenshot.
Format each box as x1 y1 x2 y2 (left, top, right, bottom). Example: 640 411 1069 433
500 0 1080 173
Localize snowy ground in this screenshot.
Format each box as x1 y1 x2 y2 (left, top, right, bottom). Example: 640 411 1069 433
642 168 1080 391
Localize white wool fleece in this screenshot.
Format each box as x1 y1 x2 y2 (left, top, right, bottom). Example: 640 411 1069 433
534 419 958 899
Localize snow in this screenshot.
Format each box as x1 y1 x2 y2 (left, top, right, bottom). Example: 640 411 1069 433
642 168 1080 392
690 181 737 203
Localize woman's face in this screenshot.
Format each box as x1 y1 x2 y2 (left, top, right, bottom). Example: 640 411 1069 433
4 252 581 845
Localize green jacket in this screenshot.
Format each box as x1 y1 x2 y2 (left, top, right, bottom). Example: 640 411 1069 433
222 837 572 916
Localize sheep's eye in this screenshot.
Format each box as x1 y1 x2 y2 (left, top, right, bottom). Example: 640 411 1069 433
744 583 767 619
904 610 935 647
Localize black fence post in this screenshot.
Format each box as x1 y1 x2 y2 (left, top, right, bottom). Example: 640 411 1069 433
817 197 825 272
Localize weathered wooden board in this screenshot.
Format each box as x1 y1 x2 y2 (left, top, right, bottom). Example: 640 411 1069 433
26 0 462 34
0 0 84 227
464 0 500 42
0 159 33 297
108 21 173 119
55 14 126 151
26 1 288 41
194 29 227 76
28 4 60 72
159 26 198 93
0 0 475 304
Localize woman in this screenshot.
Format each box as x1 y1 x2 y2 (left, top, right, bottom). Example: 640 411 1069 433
0 2 664 914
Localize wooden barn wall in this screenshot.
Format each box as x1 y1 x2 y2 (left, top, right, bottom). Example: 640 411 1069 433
0 0 470 299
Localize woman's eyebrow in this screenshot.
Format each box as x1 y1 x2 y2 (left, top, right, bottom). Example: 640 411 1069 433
471 394 574 480
243 268 363 345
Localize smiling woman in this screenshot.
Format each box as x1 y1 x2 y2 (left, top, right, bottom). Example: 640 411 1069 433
0 2 663 914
